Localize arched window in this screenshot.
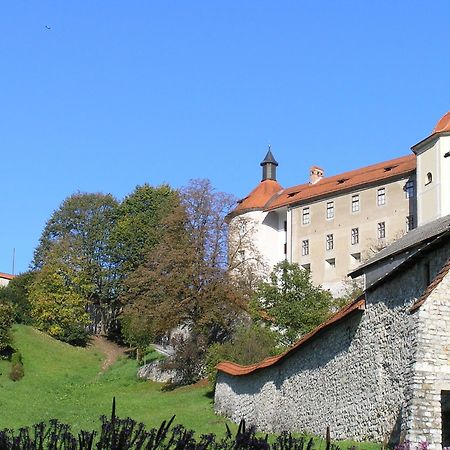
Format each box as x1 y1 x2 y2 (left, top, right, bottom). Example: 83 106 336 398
426 172 433 185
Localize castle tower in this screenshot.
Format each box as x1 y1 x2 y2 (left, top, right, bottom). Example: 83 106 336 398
260 146 278 181
412 111 450 226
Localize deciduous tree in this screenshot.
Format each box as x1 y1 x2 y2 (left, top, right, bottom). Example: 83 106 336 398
110 184 179 278
29 239 92 345
32 192 119 334
120 180 246 369
253 260 334 346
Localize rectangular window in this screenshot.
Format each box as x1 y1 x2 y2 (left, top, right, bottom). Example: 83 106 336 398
405 180 414 199
377 188 386 206
326 234 334 251
326 201 334 219
283 243 287 255
377 222 386 239
351 227 359 245
302 239 309 256
351 194 360 212
406 215 414 232
302 207 310 225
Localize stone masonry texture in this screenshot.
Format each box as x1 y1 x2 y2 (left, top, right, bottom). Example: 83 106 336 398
214 241 450 449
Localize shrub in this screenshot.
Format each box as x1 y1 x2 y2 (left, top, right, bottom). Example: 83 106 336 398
161 334 207 388
0 301 13 355
9 351 24 381
206 325 281 385
0 407 326 450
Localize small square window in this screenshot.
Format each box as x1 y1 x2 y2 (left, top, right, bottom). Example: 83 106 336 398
302 239 309 256
301 263 311 272
351 228 359 245
302 207 310 225
377 222 386 239
326 258 336 268
377 188 386 206
351 195 360 212
326 201 334 219
326 234 334 251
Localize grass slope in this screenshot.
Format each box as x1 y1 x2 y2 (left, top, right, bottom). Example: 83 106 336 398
0 325 230 435
0 326 379 450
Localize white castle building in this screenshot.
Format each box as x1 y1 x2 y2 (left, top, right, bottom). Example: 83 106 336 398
227 111 450 295
216 111 450 448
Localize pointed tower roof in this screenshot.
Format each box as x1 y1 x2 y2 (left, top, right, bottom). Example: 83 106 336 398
226 147 283 221
260 146 278 167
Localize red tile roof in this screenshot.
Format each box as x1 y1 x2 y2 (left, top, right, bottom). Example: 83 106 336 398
265 154 415 211
0 272 15 280
233 179 283 214
217 295 365 377
433 111 450 134
410 258 450 313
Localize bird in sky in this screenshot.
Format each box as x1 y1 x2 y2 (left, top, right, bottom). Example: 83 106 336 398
45 25 51 30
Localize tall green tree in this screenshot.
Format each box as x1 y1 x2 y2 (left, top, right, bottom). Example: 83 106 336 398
253 261 334 346
32 192 119 333
110 184 179 278
0 271 36 324
29 239 92 345
0 297 13 353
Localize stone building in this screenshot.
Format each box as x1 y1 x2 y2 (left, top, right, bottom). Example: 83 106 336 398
215 111 450 448
227 111 450 295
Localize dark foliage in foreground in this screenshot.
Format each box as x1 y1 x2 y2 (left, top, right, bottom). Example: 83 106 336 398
0 399 340 450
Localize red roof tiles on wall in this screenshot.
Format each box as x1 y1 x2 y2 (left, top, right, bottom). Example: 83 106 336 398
217 296 366 377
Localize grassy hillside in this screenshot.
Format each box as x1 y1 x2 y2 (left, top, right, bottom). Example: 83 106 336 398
0 326 379 450
0 325 231 434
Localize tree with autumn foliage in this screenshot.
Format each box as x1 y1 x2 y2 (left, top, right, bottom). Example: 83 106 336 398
120 180 246 368
29 239 93 345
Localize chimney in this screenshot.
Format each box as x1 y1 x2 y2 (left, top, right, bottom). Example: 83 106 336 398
310 166 324 184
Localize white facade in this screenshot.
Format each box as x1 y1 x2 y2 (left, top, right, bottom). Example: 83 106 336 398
413 133 450 226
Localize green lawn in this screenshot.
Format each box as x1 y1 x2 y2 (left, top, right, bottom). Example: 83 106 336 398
0 325 230 435
0 325 379 450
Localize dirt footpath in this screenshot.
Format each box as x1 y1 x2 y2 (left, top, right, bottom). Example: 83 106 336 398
91 335 128 372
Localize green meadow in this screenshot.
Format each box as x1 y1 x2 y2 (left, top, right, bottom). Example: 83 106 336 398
0 325 379 450
0 325 230 435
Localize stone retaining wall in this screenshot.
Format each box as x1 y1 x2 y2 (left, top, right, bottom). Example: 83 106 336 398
215 242 450 448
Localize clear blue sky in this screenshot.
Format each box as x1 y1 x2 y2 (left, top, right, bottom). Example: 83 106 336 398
1 1 450 275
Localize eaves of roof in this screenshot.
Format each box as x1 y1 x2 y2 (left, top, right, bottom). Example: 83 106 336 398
264 154 415 211
216 295 365 377
411 131 450 154
0 272 15 280
350 214 450 278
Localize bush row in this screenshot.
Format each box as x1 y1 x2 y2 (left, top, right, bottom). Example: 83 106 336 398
0 401 337 450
